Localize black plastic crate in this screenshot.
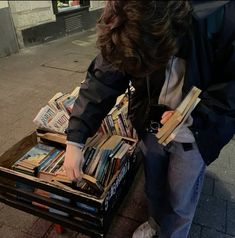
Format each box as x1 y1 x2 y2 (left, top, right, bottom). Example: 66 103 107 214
0 132 141 237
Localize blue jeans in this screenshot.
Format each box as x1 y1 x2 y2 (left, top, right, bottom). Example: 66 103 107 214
139 133 206 238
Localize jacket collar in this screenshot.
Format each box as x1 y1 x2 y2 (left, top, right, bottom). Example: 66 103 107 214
191 0 230 19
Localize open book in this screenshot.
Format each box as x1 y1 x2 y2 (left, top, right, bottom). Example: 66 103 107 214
156 86 201 145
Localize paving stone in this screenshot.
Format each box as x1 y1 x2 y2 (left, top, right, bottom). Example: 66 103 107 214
105 215 140 238
117 166 148 223
42 52 93 72
26 218 52 238
207 166 235 185
202 175 214 196
210 140 235 174
219 140 235 158
206 141 231 175
229 156 235 169
188 223 201 238
229 142 235 170
206 165 221 179
0 203 4 227
214 181 235 202
0 205 38 233
201 227 234 238
217 170 235 185
0 134 23 156
216 148 231 168
45 226 78 238
227 202 235 236
0 225 34 238
76 233 90 238
76 234 90 238
205 170 218 180
193 194 226 232
10 119 35 142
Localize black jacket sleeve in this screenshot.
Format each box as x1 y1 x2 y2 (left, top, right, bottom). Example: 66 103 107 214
182 0 235 164
190 45 235 164
66 54 129 144
192 79 235 130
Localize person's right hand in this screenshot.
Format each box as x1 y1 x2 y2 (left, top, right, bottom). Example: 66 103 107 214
160 110 174 125
63 144 85 181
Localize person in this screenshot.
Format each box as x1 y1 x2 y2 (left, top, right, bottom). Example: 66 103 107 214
63 1 235 237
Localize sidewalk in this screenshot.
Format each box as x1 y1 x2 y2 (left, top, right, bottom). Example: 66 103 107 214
0 29 235 238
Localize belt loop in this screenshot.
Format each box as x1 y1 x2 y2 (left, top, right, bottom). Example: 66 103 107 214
182 143 193 151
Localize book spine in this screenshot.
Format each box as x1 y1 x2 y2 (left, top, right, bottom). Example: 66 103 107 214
103 118 112 135
120 111 132 137
117 115 127 137
84 148 97 174
107 114 116 135
114 119 121 135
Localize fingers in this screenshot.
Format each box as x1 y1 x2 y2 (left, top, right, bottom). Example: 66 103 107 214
74 168 83 182
63 144 84 182
63 165 83 181
160 110 174 124
64 166 76 181
74 157 84 181
162 110 174 118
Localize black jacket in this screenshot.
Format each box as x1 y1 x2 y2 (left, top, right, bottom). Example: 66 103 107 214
67 1 235 165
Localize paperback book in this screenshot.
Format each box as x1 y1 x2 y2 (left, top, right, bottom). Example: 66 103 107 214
33 87 80 133
156 86 201 145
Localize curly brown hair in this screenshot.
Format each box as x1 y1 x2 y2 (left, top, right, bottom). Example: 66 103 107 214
97 1 192 76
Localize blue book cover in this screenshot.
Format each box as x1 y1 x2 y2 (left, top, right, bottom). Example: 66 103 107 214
14 143 55 167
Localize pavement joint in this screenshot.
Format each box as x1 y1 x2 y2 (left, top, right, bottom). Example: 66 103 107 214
225 200 228 234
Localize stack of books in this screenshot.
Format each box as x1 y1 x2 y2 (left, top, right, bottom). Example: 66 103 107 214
12 133 136 195
12 143 62 176
82 134 136 189
100 92 137 139
156 86 201 145
33 87 137 140
16 86 137 196
33 87 80 134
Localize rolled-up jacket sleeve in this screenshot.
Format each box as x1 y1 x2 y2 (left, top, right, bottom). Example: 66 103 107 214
66 54 129 144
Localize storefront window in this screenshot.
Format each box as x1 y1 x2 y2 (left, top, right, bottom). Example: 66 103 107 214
57 0 80 13
53 0 90 14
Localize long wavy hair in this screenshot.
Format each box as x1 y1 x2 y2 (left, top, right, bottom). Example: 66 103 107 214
97 1 192 76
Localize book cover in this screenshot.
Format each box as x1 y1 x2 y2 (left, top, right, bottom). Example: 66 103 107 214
163 98 201 145
62 96 76 114
33 105 56 129
82 174 104 194
54 93 71 114
13 143 55 169
70 86 80 98
41 150 65 173
47 111 69 133
112 143 131 175
48 92 63 112
156 86 201 144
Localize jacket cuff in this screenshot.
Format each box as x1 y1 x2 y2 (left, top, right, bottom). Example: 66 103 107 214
66 141 85 149
66 130 89 144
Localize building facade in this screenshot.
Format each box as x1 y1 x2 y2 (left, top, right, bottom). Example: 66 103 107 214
0 1 18 57
0 0 105 57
